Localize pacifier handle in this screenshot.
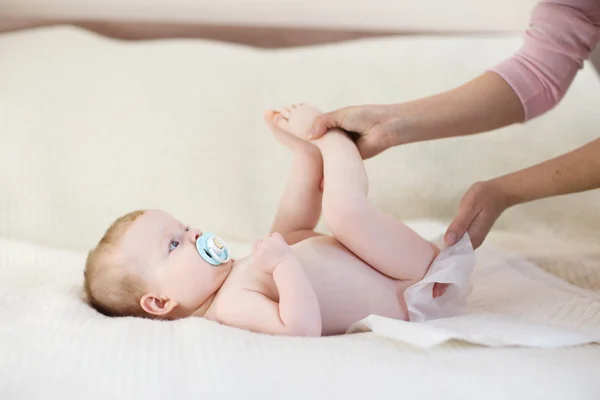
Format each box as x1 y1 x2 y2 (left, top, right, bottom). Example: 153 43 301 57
196 232 231 266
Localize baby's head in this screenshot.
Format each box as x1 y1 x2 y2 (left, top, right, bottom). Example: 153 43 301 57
84 209 232 319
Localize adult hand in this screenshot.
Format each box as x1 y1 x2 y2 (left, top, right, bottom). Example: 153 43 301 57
308 105 405 159
444 181 511 249
308 72 526 160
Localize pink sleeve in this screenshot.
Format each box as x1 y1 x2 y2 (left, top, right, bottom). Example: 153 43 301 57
488 0 600 121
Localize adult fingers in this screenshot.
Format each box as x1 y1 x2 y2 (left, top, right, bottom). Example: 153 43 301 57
444 199 480 246
465 210 498 250
308 108 350 139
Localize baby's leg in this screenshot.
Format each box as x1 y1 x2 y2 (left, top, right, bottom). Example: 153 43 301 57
264 109 324 245
275 105 438 282
317 131 438 281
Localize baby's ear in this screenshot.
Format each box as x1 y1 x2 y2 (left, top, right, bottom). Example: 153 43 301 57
140 293 177 317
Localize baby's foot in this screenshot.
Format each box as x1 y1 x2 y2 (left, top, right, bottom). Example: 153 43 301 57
274 103 323 141
264 104 323 154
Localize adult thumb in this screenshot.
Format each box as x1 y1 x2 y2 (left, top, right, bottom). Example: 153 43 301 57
356 133 390 159
309 109 346 139
444 206 477 246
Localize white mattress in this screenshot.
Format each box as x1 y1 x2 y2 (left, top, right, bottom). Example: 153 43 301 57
1 26 600 399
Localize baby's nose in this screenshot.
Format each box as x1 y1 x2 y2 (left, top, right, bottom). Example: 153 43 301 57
187 229 202 244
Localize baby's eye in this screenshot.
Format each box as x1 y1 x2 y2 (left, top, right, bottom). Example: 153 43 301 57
169 240 180 252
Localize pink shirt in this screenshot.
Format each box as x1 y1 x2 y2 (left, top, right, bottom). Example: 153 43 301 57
489 0 600 121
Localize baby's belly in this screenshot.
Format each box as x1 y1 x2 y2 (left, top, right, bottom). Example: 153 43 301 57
292 236 408 336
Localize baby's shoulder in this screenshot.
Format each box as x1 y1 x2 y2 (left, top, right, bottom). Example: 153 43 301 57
217 261 274 301
211 271 276 323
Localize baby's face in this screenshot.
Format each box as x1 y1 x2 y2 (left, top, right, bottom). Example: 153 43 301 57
119 209 232 317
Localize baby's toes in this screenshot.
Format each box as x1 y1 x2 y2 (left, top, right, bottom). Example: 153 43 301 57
264 110 289 135
284 104 323 139
263 110 277 124
274 113 291 132
281 108 292 119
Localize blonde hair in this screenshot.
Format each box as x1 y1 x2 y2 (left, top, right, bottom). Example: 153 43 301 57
84 210 148 317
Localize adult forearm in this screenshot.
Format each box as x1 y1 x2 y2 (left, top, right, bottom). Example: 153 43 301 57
397 72 524 144
493 137 600 206
399 0 600 144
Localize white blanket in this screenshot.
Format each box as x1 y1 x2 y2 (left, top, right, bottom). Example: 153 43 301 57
1 226 600 400
1 26 600 399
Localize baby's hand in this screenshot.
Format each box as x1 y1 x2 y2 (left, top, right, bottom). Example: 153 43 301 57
252 232 293 274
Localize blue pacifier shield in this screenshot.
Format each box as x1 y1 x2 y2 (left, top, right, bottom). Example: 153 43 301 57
196 232 231 266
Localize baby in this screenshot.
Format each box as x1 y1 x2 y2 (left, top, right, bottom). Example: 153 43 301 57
84 104 465 336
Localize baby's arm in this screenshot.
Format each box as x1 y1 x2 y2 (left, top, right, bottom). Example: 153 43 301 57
219 234 322 336
265 110 324 244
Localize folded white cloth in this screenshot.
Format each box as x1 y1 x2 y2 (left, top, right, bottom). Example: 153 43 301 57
404 233 475 322
349 242 600 348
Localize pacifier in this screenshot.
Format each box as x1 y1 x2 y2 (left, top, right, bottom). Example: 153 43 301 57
195 232 231 266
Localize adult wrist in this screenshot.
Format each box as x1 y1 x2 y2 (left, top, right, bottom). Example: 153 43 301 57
388 103 425 146
487 176 524 209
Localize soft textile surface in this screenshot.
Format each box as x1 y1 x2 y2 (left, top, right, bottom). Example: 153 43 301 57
1 26 600 399
1 229 600 400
